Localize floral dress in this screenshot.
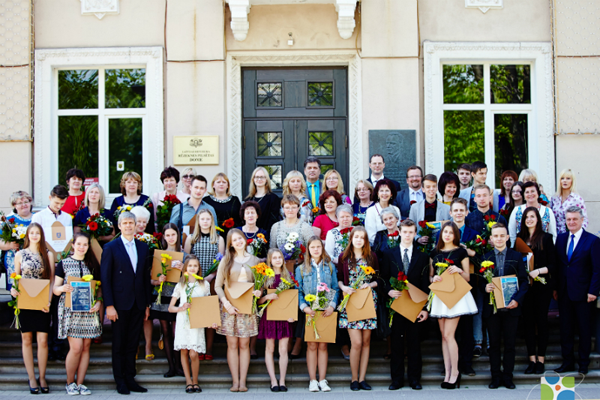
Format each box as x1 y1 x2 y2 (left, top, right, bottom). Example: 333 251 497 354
550 193 588 234
338 259 378 330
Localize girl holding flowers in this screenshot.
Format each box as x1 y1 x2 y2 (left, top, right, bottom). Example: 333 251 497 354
10 223 54 394
337 227 379 391
214 229 262 392
257 249 296 392
295 237 340 392
429 222 477 389
53 232 102 395
168 255 214 393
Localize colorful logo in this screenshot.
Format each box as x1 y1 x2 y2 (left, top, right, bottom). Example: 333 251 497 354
541 376 575 400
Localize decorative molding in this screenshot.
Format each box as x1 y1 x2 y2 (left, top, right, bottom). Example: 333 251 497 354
423 41 555 193
227 0 251 41
334 0 358 40
465 0 503 13
80 0 120 20
34 47 164 207
226 51 363 198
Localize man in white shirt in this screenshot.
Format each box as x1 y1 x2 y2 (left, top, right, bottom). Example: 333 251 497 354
31 185 73 237
367 154 402 191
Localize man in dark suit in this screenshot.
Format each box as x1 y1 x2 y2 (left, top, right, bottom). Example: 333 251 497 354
366 154 402 192
553 206 600 375
101 211 152 394
381 219 430 391
394 165 424 220
481 223 529 390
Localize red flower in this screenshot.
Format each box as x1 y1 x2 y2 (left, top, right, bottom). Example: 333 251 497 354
300 244 306 253
479 268 485 273
388 231 399 238
475 237 482 244
484 215 490 222
418 221 426 228
444 258 454 264
397 271 407 282
247 238 253 245
147 203 153 208
490 215 496 221
88 221 98 231
8 218 15 224
153 232 163 241
340 227 353 235
164 194 181 204
481 239 487 246
410 200 416 205
222 218 235 228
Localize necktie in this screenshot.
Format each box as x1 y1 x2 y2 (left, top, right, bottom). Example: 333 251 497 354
567 234 575 261
402 248 410 274
497 252 504 276
126 241 137 272
310 184 317 207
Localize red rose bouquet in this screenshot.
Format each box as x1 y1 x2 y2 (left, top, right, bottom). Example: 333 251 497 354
387 230 400 249
156 194 181 229
387 270 409 327
81 213 113 239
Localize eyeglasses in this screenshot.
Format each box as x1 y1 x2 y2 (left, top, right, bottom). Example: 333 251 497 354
357 188 370 192
326 177 339 181
182 175 193 179
16 201 31 206
254 176 267 180
283 206 299 211
407 175 421 179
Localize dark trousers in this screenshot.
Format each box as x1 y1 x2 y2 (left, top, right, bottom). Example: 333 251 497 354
458 314 474 370
558 294 593 368
523 283 552 357
390 314 422 384
49 295 65 356
111 305 145 385
485 311 519 381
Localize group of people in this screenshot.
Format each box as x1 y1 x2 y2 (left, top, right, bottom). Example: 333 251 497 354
2 155 599 395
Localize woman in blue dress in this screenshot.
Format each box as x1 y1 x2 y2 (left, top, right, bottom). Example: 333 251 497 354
109 171 154 234
73 183 115 244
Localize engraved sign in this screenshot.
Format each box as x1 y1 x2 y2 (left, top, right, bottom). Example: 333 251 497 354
368 130 416 183
173 136 220 165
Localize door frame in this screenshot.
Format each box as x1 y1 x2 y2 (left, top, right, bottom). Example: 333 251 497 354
226 51 363 199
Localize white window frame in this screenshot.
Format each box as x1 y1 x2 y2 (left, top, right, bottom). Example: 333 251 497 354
34 47 164 207
424 41 554 192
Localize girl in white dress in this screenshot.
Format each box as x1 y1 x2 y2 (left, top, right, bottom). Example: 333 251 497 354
168 255 216 393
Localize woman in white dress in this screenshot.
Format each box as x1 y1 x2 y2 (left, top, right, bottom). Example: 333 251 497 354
508 181 557 245
364 179 400 245
429 222 477 390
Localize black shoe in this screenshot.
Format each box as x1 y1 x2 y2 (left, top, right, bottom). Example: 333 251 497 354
126 381 147 393
28 380 40 395
164 369 177 378
488 380 501 389
409 381 422 390
445 373 461 389
388 381 403 390
554 363 575 373
270 385 280 392
117 384 130 395
193 385 202 393
350 381 360 391
524 361 536 374
579 366 589 375
441 381 449 389
359 381 371 390
462 366 476 376
473 346 482 358
279 385 288 392
185 385 194 394
504 379 516 389
535 362 545 374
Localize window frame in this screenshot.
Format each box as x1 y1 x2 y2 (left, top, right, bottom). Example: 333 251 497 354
34 47 164 207
424 41 554 192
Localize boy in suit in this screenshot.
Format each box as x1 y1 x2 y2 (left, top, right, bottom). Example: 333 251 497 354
481 223 529 389
408 174 450 246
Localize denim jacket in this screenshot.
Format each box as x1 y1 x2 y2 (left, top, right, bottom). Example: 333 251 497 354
295 260 340 311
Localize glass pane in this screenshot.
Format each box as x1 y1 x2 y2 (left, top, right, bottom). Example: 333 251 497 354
58 70 98 109
108 118 143 193
308 82 333 107
443 65 484 104
105 69 146 108
320 164 333 179
491 65 531 104
58 116 99 184
257 83 282 107
264 165 282 190
444 110 484 172
257 132 282 157
309 131 334 156
494 114 528 187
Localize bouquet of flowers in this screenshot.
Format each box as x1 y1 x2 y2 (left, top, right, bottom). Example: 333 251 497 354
221 218 235 230
417 221 436 253
525 262 547 285
499 208 510 218
184 272 203 320
8 273 22 329
204 253 223 277
479 260 497 314
82 274 102 325
0 212 27 246
156 195 181 229
387 270 409 327
304 282 334 340
352 216 362 226
337 265 376 312
280 232 306 262
483 214 498 236
134 232 161 250
142 197 154 212
81 213 113 239
155 253 173 305
387 230 400 249
257 275 298 317
250 262 274 314
113 204 133 220
247 233 268 257
426 259 451 311
465 235 492 257
337 227 353 250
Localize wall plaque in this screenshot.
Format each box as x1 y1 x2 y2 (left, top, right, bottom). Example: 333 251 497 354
173 136 220 165
368 130 416 183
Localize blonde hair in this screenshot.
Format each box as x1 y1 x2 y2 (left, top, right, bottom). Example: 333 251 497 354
191 209 219 245
179 255 201 284
220 228 248 286
301 236 332 276
354 179 373 198
519 169 538 184
209 172 232 197
83 183 106 210
246 167 273 199
120 171 142 195
321 169 346 195
181 167 197 177
556 168 578 196
264 248 292 288
282 170 307 197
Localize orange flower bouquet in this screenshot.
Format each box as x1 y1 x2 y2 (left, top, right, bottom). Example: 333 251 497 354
250 262 274 314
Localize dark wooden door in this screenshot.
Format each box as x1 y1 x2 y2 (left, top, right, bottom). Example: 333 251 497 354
242 68 348 198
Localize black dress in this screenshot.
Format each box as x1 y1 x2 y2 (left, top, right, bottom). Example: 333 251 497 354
246 192 281 239
203 195 242 238
17 249 51 333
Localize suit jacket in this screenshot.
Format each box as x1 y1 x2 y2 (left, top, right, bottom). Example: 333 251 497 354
381 244 430 294
555 230 600 302
100 238 152 311
408 199 451 227
367 177 402 192
459 186 473 202
393 188 415 220
305 179 322 207
480 248 529 317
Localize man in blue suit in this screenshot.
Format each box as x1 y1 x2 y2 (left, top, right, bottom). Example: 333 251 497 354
394 166 424 220
101 211 152 394
553 206 600 375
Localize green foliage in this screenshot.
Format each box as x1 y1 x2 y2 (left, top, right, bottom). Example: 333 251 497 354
491 65 531 104
494 114 528 186
105 69 146 108
443 65 484 104
444 110 484 173
58 116 99 183
58 70 98 109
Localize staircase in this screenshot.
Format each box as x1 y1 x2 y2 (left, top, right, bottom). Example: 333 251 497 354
0 308 598 390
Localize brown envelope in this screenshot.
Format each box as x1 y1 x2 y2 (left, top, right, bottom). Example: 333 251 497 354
391 282 428 323
65 276 98 308
46 240 73 263
492 274 517 310
266 289 298 321
429 269 472 310
514 238 535 281
304 311 338 343
90 237 103 264
224 281 255 315
151 250 184 283
17 278 51 311
346 287 376 323
190 295 221 329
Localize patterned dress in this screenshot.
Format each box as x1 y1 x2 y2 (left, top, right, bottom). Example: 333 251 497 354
56 257 102 339
18 249 51 333
550 193 589 234
191 233 219 276
324 227 350 262
338 259 378 330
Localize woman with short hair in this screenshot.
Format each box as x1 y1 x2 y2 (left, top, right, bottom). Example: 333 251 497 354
204 173 242 238
312 190 343 241
237 201 269 259
324 204 354 264
180 167 197 196
364 179 400 245
62 168 86 216
110 172 154 234
352 180 374 226
438 172 460 205
508 181 557 245
151 167 190 231
519 169 549 203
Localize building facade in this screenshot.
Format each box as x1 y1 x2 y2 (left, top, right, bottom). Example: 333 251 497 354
0 0 598 232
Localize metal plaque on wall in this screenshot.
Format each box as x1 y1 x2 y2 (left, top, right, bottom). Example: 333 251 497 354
367 130 416 183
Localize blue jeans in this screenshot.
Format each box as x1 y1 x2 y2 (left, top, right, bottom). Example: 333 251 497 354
473 287 488 346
